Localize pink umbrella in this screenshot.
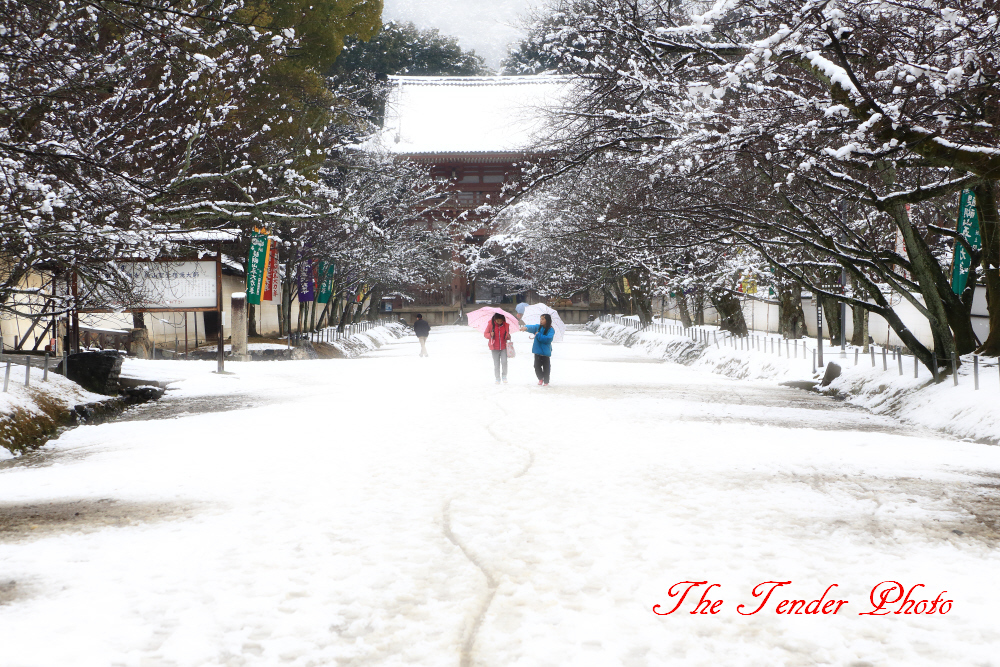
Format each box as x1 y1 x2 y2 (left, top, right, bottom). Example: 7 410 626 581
466 306 519 332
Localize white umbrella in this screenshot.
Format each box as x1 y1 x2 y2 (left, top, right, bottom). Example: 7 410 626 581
521 303 566 343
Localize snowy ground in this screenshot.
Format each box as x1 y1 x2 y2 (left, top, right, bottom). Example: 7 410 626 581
0 367 105 460
593 317 1000 444
1 326 999 666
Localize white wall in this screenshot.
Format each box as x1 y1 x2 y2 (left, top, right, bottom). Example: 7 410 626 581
656 290 970 351
0 271 57 352
75 275 329 346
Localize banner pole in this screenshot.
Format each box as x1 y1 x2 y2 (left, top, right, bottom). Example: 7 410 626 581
216 243 225 373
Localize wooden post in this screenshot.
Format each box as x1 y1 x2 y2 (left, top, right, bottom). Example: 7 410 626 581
216 244 225 373
51 274 57 357
816 299 824 367
72 273 80 354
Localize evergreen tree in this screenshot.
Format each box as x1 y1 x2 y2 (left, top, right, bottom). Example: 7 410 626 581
331 20 490 81
328 21 491 118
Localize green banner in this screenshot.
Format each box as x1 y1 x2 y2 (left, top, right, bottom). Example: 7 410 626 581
317 261 335 304
246 230 269 305
951 189 982 295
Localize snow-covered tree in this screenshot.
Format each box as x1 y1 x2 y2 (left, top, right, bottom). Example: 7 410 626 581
0 0 326 319
491 0 1000 373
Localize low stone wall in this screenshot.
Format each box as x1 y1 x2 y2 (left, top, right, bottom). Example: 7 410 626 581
66 351 124 395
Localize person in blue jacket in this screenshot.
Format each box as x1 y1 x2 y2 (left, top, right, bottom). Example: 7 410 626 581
522 313 555 386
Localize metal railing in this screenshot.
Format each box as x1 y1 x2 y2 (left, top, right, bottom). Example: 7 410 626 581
300 316 399 344
1 352 62 392
596 313 988 388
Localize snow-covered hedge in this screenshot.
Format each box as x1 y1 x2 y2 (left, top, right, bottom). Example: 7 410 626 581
587 320 801 381
587 320 1000 444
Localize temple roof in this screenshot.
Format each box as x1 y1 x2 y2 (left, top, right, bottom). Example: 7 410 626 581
369 75 574 156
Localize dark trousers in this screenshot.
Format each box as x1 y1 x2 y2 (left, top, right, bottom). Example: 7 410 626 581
533 354 550 383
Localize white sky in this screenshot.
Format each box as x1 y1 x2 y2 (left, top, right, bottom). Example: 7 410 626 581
381 0 541 70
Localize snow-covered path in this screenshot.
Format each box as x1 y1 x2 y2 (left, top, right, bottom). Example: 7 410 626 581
2 327 999 666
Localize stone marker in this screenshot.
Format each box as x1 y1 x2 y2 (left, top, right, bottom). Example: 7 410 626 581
231 292 250 362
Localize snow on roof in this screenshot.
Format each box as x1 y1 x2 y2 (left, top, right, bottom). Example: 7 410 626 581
371 75 574 156
157 229 241 243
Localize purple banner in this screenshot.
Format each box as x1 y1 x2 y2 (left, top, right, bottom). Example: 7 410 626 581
297 259 315 302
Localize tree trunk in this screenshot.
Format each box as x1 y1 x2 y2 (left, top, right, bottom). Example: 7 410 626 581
851 304 870 352
608 275 628 315
693 287 705 326
848 275 869 350
975 182 1000 355
844 263 941 375
281 272 292 339
315 297 333 331
352 287 366 323
366 285 384 321
887 201 956 376
777 284 807 339
677 292 693 328
820 295 842 346
130 312 153 359
248 303 259 338
338 294 354 332
328 293 342 329
623 269 653 324
710 289 748 336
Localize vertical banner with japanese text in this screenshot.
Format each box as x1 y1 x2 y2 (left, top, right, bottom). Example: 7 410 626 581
297 258 315 302
246 229 270 305
317 261 335 304
951 189 982 295
263 242 279 301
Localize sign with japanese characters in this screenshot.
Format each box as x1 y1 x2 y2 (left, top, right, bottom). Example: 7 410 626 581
951 189 981 295
297 259 315 302
317 261 334 304
263 243 279 301
117 261 218 310
246 230 270 305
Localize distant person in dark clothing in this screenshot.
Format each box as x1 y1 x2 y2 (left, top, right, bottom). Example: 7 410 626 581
413 313 430 357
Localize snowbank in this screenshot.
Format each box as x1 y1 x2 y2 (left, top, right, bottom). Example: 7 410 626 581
327 322 409 358
587 319 1000 444
0 371 104 457
588 319 812 382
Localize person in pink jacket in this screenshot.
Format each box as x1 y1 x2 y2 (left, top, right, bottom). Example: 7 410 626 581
485 313 512 384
